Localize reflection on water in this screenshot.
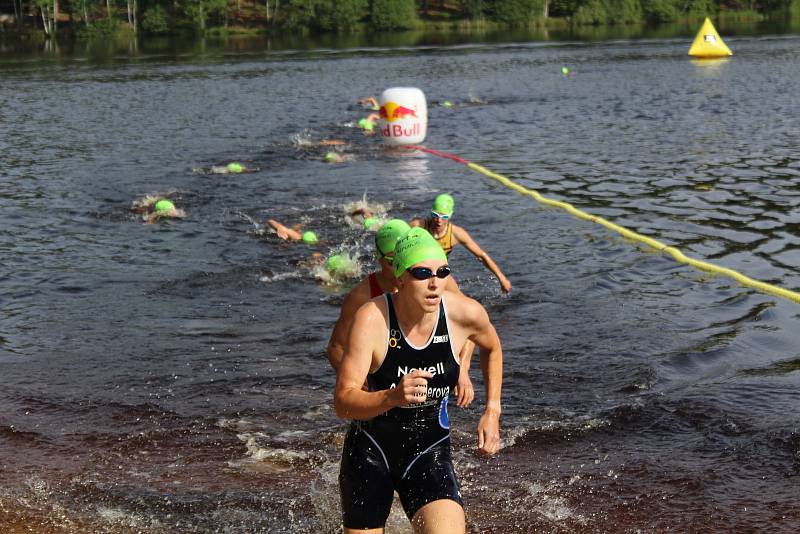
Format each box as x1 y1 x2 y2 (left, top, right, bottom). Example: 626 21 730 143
2 25 800 533
4 17 800 63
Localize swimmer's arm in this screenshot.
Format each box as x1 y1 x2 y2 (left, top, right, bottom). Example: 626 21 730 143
464 300 503 454
452 225 512 293
267 219 303 241
334 304 395 419
349 207 373 219
326 283 367 371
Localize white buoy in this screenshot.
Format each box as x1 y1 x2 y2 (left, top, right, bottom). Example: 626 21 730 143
378 87 427 145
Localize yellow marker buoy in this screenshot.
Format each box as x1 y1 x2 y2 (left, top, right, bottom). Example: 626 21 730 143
688 18 732 58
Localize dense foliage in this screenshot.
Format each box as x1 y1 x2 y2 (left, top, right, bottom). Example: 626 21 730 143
1 0 798 37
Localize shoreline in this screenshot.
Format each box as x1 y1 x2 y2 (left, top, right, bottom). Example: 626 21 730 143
0 9 787 43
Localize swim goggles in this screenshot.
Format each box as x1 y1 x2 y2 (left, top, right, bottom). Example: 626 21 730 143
379 251 395 265
430 211 451 220
408 266 451 280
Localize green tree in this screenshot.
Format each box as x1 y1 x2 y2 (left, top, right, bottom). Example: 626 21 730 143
641 0 678 22
459 0 487 18
369 0 417 30
609 0 641 22
33 0 58 35
573 0 608 24
573 0 641 24
319 0 368 31
279 0 323 30
142 3 169 32
181 0 227 30
686 0 716 15
488 0 540 23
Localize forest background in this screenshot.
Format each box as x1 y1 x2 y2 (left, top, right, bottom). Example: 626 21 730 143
1 0 799 43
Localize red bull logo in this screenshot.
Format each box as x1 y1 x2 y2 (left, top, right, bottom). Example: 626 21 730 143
379 100 424 140
379 102 418 122
381 122 422 138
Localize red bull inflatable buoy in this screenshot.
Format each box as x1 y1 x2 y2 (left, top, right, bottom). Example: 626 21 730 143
378 87 427 145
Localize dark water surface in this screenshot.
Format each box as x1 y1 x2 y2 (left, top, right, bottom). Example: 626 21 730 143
2 28 800 533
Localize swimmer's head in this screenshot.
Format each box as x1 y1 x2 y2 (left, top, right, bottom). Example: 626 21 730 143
227 162 244 173
393 227 446 278
357 118 374 132
325 254 355 275
153 199 175 214
363 217 380 230
302 231 319 244
375 219 411 263
432 193 454 217
441 100 454 108
324 152 343 163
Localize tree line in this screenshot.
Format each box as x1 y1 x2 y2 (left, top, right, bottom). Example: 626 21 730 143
1 0 798 38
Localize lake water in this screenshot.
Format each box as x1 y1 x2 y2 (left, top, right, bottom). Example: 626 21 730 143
2 24 800 533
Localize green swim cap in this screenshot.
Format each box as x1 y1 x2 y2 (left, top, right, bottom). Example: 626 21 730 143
302 231 318 244
153 199 175 214
393 227 446 278
376 219 411 259
227 162 244 173
432 193 454 216
357 118 374 132
442 100 454 108
326 254 351 274
363 216 380 230
324 152 342 163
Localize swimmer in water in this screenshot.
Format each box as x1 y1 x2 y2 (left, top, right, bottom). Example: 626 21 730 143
327 220 475 406
334 227 503 533
131 195 186 224
357 113 380 135
357 96 379 111
349 207 381 231
266 219 320 244
323 151 347 164
192 162 259 175
411 193 512 294
293 134 349 149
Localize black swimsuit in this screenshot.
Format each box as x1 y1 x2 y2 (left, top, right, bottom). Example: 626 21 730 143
339 293 462 529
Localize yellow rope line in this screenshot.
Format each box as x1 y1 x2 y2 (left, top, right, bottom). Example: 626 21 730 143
467 162 800 304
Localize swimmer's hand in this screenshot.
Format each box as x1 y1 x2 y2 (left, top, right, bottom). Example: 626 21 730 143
393 369 433 407
499 277 512 294
454 368 474 408
477 408 500 455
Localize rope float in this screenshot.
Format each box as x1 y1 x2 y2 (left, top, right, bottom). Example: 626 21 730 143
404 145 800 304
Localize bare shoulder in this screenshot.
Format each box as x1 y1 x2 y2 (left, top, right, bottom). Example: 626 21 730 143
450 223 470 240
409 217 425 228
442 290 487 324
353 295 388 325
341 277 372 312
